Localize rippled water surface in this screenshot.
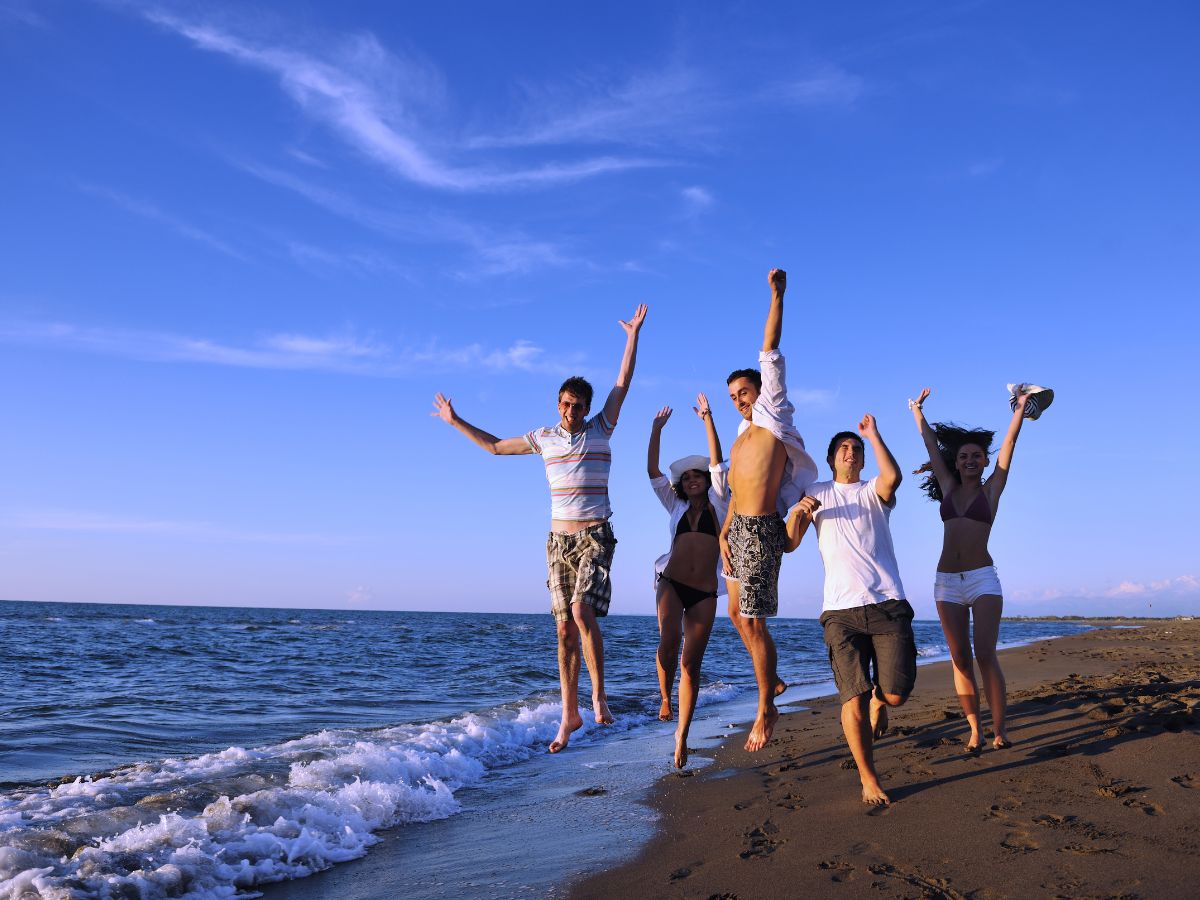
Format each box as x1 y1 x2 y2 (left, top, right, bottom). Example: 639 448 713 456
0 600 1089 898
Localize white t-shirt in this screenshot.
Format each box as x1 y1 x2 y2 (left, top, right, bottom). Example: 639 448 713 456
805 477 906 611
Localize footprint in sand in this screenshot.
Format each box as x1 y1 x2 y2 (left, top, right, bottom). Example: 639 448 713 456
1121 798 1164 816
1171 773 1198 789
668 865 695 881
1059 843 1119 855
776 792 804 810
817 859 855 883
1000 832 1039 853
740 821 784 859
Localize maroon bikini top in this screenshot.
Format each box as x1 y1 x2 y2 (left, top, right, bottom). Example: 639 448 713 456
940 488 993 524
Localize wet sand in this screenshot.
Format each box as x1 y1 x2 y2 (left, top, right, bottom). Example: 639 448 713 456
572 620 1200 899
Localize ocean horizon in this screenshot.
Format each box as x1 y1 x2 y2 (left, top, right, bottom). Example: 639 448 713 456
1 599 1091 898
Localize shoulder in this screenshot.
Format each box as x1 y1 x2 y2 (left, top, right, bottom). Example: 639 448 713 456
588 412 616 436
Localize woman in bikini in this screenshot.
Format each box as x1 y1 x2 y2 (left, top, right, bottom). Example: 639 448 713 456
910 387 1031 750
647 394 730 768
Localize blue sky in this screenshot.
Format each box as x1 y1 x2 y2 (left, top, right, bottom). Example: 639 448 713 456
1 0 1197 617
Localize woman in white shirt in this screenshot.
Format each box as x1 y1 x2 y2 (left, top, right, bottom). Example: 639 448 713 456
647 394 730 767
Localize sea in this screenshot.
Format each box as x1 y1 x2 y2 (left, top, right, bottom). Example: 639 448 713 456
0 600 1091 899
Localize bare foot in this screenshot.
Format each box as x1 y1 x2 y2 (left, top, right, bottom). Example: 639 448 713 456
774 678 787 698
861 779 890 806
993 735 1012 750
658 699 673 721
745 705 780 752
674 734 688 768
965 730 983 752
549 711 584 753
870 697 888 740
594 695 614 725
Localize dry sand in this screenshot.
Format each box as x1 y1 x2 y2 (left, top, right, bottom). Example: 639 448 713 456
573 620 1200 899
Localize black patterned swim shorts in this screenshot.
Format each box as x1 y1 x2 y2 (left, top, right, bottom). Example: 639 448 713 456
726 512 786 618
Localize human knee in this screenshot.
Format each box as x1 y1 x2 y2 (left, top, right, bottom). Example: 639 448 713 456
658 630 682 655
842 692 870 719
556 619 579 647
949 649 974 671
974 645 998 666
881 692 907 707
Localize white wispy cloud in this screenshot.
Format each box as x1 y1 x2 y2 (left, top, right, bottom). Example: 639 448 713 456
4 508 345 544
1104 575 1200 598
680 185 714 215
0 320 578 376
768 67 866 106
469 64 713 150
236 160 577 276
471 61 864 152
141 9 658 191
77 182 249 261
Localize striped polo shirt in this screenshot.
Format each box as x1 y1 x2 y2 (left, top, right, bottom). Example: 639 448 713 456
525 412 615 521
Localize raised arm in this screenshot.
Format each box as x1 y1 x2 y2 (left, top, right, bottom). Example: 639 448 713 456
693 393 723 466
763 268 785 352
602 303 648 425
647 405 672 478
858 413 902 503
431 393 533 455
909 388 956 496
987 394 1028 499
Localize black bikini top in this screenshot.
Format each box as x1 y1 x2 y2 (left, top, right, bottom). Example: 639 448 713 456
675 504 718 540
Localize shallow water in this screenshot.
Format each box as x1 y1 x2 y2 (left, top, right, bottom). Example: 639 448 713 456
0 600 1089 898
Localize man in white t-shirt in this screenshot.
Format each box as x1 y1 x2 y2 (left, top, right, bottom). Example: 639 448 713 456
788 417 916 805
431 304 648 755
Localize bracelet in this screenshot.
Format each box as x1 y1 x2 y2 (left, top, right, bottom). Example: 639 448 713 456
907 398 922 411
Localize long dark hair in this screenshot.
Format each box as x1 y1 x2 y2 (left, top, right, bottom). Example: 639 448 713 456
919 422 995 501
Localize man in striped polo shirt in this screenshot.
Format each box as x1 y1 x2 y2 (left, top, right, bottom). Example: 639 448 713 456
431 303 647 753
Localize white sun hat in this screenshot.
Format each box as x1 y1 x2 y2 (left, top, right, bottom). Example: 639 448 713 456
669 455 711 484
1007 383 1055 420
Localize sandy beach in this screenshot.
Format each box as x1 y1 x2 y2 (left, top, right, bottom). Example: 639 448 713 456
573 620 1200 899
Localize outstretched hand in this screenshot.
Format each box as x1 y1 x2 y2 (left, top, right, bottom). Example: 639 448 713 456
1013 391 1031 414
620 304 648 337
693 392 712 420
857 413 880 440
431 392 457 425
768 268 787 295
651 405 673 430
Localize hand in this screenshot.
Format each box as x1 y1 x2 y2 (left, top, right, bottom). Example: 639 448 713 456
857 413 880 440
768 268 787 296
651 405 673 431
693 392 712 420
619 304 648 337
1014 391 1031 414
790 495 821 522
720 537 733 577
431 392 457 425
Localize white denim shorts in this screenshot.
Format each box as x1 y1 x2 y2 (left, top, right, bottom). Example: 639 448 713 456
934 566 1003 607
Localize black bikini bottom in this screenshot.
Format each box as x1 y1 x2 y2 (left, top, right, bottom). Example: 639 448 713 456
657 573 717 610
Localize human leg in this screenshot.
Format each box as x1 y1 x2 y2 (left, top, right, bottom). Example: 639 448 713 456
572 601 613 725
727 513 787 750
550 617 584 753
841 692 889 805
936 599 982 749
971 595 1008 747
868 598 917 739
655 580 683 721
675 595 717 767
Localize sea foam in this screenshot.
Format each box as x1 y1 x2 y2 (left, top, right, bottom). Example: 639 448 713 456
0 701 563 899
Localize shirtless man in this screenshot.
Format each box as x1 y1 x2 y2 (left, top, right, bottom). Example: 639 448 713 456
720 269 818 752
432 304 647 753
787 421 916 805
